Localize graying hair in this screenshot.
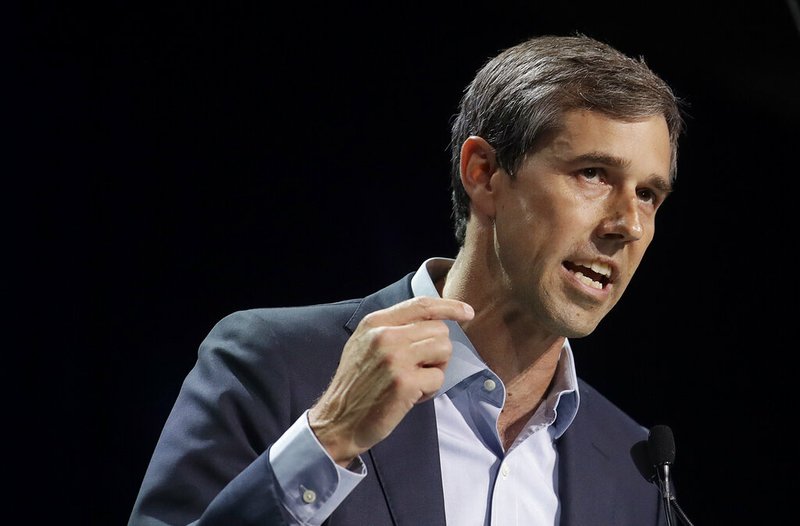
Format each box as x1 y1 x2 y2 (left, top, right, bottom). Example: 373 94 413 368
449 34 685 246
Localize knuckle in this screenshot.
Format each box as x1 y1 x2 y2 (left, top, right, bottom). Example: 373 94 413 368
428 367 445 383
431 320 450 335
439 338 454 353
369 326 392 346
391 373 412 393
414 296 434 307
413 296 435 313
361 311 381 329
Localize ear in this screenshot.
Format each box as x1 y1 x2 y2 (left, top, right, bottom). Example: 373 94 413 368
459 135 500 218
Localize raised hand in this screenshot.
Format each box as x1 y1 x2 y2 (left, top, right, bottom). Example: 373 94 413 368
308 296 474 466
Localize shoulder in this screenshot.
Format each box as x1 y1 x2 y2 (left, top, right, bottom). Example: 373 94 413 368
195 272 416 376
206 267 415 345
209 299 363 346
560 379 663 524
208 270 416 344
570 378 654 484
197 300 363 381
575 379 649 440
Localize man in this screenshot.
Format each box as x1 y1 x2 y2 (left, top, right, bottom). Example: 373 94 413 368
129 33 684 525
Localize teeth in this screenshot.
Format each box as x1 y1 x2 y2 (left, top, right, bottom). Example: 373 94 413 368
574 260 611 277
574 271 603 290
589 261 611 277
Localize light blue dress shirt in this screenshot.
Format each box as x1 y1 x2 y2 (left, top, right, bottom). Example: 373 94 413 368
269 258 580 525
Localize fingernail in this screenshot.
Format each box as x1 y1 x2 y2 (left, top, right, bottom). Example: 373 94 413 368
463 303 475 317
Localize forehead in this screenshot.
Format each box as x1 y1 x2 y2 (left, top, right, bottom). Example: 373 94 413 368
546 110 671 177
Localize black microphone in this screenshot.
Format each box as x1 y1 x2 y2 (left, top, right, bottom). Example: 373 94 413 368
648 425 676 524
648 424 675 496
647 425 695 526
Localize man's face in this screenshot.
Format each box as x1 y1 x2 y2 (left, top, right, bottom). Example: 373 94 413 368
490 109 672 337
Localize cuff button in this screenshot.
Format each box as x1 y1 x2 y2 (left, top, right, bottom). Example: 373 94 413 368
302 489 317 504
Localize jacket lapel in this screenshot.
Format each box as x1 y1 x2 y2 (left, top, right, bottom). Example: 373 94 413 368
369 400 446 526
344 273 446 526
557 387 616 526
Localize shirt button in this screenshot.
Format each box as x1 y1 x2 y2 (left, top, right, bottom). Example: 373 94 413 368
501 464 510 478
302 489 317 504
483 378 497 392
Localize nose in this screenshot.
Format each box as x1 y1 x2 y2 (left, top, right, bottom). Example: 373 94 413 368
596 192 643 242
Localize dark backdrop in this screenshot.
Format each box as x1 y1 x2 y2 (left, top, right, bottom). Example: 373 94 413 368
12 1 799 524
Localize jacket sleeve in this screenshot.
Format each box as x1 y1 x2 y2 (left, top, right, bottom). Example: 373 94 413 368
127 310 304 526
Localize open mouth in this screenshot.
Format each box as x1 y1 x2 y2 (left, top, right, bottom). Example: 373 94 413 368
563 260 612 290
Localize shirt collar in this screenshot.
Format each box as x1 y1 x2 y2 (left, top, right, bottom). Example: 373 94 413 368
411 258 484 393
410 257 580 438
547 338 579 438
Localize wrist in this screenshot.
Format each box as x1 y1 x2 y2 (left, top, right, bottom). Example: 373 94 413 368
308 406 359 467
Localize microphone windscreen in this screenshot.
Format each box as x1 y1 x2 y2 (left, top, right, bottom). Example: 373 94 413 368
647 424 676 465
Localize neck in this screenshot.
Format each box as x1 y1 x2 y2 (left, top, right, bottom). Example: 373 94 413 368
439 248 565 386
438 247 567 450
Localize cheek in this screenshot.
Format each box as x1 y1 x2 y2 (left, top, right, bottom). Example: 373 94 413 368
497 206 566 276
494 203 543 268
550 200 598 237
497 187 585 254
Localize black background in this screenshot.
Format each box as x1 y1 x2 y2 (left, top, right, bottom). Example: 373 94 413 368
12 1 799 524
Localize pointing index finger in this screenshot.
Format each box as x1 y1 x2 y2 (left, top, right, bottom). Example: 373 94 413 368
369 296 474 327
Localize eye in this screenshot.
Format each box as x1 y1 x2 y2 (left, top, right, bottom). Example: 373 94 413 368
579 167 602 180
636 187 659 205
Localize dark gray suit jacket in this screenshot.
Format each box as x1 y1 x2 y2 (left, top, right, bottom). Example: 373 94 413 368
129 273 666 525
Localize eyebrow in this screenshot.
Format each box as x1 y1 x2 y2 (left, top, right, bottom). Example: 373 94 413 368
572 151 673 194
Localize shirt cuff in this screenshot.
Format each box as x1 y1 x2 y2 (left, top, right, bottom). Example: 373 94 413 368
268 409 366 524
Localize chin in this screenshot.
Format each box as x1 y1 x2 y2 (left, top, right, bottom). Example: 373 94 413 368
561 326 596 339
556 315 603 339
